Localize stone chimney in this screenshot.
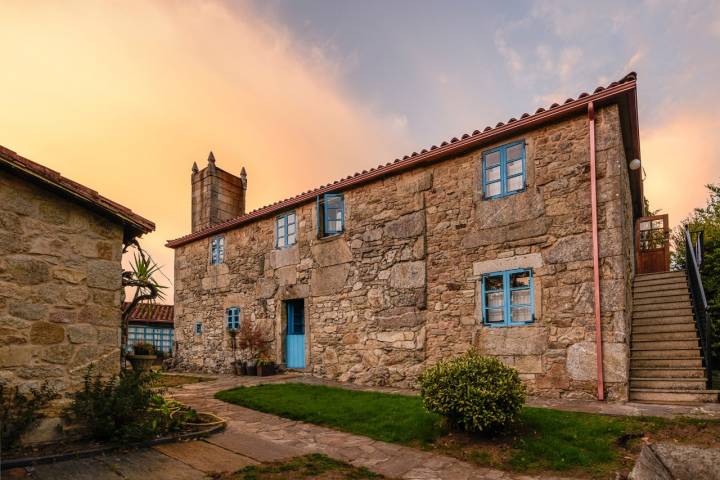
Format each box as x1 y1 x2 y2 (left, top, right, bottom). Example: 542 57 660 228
191 152 247 232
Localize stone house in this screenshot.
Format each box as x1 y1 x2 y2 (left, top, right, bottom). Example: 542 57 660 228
167 73 650 401
0 145 154 442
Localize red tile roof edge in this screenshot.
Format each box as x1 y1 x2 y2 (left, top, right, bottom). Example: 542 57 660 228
167 72 638 248
123 302 174 324
0 146 155 235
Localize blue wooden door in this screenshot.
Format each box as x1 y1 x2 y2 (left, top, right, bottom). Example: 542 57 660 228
286 300 305 368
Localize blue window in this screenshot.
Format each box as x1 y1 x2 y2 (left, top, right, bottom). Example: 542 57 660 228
226 307 241 330
210 236 225 264
318 193 344 237
482 269 534 326
194 321 202 335
276 212 297 248
482 141 525 199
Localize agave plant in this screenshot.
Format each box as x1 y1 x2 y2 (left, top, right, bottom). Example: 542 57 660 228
121 240 168 366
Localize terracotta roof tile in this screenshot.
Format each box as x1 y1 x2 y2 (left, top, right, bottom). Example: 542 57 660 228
167 72 638 248
0 146 154 236
123 302 174 324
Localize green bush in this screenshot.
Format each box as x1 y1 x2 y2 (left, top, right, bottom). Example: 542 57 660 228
419 351 526 433
0 381 58 448
65 366 192 442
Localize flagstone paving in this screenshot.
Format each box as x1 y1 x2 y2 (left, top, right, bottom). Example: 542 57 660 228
10 372 719 480
168 374 574 480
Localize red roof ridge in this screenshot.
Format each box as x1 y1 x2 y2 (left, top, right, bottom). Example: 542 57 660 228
0 145 155 236
167 72 638 248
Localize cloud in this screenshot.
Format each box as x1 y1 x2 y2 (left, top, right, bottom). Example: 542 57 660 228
494 30 524 75
641 113 720 227
0 1 414 292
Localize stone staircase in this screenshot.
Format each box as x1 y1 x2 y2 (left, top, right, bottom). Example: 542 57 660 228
630 270 719 404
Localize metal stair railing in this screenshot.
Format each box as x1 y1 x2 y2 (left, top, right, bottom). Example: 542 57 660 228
684 227 712 389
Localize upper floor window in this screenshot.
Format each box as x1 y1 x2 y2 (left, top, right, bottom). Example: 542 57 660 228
210 235 225 265
318 193 344 237
482 141 525 199
194 321 203 335
482 269 534 327
276 211 297 248
226 307 240 331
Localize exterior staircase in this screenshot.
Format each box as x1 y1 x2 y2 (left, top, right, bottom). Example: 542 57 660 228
630 270 719 404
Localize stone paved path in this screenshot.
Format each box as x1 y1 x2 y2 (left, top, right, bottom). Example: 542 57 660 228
168 374 574 480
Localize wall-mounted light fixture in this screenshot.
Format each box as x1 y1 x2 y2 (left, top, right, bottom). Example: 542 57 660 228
629 158 641 170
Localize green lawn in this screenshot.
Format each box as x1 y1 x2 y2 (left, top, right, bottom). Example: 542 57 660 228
215 383 678 478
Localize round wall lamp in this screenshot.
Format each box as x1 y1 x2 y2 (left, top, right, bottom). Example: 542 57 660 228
629 158 641 170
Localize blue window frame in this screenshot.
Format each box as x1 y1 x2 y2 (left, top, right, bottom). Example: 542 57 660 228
226 307 240 330
194 321 203 335
482 269 534 326
210 236 225 265
276 211 297 248
482 141 526 199
317 193 344 237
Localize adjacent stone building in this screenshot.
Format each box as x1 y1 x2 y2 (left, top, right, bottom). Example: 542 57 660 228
168 73 644 400
0 145 154 442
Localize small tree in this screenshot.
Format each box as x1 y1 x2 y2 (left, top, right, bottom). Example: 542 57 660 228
236 321 271 362
671 184 720 367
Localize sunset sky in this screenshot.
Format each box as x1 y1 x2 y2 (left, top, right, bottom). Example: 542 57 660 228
2 1 719 298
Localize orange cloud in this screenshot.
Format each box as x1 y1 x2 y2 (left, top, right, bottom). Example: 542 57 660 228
0 1 414 296
641 113 720 228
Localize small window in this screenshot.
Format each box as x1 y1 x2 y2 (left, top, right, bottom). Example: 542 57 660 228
276 212 297 248
483 141 526 199
194 321 203 335
482 269 534 326
226 307 240 330
210 236 225 265
317 193 344 237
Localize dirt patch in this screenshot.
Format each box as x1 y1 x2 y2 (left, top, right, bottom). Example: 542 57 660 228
156 374 212 388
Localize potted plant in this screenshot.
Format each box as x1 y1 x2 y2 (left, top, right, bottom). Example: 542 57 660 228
246 359 257 376
257 358 276 377
127 342 157 371
236 321 271 376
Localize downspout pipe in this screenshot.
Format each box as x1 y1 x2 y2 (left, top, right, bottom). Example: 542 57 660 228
588 101 605 400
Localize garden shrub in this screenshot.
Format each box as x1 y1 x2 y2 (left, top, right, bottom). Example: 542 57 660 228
419 351 526 433
0 381 58 448
65 366 192 442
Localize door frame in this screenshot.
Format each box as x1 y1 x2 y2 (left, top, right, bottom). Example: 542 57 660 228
283 299 306 369
635 214 670 274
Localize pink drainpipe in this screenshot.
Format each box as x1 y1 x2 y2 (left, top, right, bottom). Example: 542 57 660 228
588 102 605 400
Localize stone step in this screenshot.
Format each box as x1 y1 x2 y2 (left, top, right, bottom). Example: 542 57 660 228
633 323 697 334
634 276 687 287
633 293 690 305
634 301 692 312
631 367 706 378
632 316 695 326
631 347 701 358
629 388 719 404
631 357 703 368
635 271 686 281
632 331 698 342
631 339 699 350
633 288 690 300
633 308 694 319
630 377 707 390
634 283 690 294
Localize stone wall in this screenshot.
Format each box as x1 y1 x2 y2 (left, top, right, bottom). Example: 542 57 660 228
0 171 124 442
173 104 635 400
